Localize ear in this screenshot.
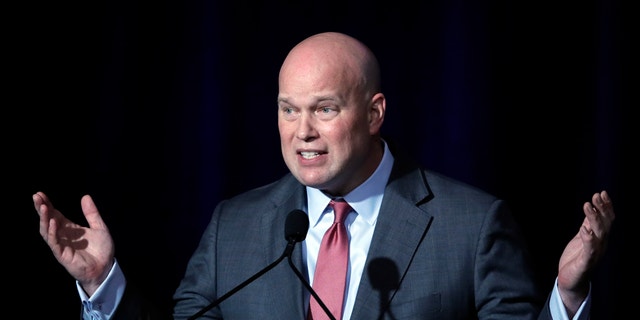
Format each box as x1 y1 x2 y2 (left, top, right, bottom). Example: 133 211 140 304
368 93 386 134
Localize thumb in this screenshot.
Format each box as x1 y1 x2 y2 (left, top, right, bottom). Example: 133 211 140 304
81 195 108 231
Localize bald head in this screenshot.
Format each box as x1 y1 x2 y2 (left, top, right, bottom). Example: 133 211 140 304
279 32 381 98
277 32 387 195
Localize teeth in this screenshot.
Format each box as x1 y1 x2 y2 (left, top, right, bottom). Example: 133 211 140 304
301 152 320 159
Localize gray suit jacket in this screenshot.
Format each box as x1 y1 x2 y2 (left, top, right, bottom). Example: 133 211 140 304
112 150 554 319
164 152 553 320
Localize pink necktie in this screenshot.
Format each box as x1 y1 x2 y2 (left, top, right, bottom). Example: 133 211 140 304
309 199 352 320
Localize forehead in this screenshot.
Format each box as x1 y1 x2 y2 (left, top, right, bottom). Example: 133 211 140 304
278 70 355 109
279 59 358 106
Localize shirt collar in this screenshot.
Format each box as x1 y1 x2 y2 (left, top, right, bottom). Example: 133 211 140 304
306 139 394 227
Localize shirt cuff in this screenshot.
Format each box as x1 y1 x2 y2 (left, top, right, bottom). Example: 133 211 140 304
77 259 126 319
549 277 591 320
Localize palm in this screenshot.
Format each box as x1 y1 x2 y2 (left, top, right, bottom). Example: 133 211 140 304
35 192 115 294
556 191 614 313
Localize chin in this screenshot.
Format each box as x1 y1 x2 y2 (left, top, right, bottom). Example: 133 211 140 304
297 176 327 189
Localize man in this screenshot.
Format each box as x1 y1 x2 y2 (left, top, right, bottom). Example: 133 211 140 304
34 31 615 319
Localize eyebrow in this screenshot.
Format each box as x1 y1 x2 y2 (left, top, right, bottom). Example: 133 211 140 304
277 94 344 106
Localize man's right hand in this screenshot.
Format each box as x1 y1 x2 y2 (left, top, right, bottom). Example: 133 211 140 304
33 191 115 296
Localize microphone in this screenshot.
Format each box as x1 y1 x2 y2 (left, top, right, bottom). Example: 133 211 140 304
188 209 310 320
285 210 337 320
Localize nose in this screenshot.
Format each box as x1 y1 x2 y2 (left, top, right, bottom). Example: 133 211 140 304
296 114 317 141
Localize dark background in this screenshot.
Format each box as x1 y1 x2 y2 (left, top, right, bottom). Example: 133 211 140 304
11 0 630 318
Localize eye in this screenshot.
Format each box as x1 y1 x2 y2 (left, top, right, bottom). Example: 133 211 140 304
279 105 300 121
316 105 338 120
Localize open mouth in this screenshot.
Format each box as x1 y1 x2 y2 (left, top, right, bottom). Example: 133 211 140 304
300 151 321 159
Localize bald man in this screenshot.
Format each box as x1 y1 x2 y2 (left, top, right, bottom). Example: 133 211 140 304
34 32 614 319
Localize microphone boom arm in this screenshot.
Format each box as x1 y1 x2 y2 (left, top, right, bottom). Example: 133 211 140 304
188 209 334 320
187 242 293 320
287 253 337 320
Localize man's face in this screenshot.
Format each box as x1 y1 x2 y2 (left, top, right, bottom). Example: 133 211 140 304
277 60 375 196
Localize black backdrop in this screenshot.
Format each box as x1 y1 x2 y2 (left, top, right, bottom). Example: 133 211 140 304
12 1 630 318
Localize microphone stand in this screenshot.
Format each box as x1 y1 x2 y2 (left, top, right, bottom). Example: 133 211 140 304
287 253 336 320
187 241 295 320
189 209 335 320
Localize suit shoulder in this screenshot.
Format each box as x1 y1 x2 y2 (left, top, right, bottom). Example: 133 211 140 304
223 173 301 206
424 170 500 204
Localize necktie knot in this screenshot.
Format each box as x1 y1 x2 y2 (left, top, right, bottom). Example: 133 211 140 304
329 199 351 224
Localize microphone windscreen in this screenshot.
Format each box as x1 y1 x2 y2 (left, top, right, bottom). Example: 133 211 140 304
285 209 309 242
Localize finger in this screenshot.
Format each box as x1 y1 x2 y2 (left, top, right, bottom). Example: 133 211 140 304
579 224 595 249
33 191 53 210
589 191 615 233
594 190 615 221
80 195 108 231
32 193 42 212
33 192 48 215
581 191 617 252
47 214 64 259
34 193 52 240
578 224 599 265
33 192 58 223
34 194 63 256
582 200 603 238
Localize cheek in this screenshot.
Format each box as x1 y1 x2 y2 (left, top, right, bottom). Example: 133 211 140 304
278 122 293 139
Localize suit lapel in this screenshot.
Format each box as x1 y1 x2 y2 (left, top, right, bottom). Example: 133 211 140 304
264 157 435 319
259 177 309 319
351 164 434 320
